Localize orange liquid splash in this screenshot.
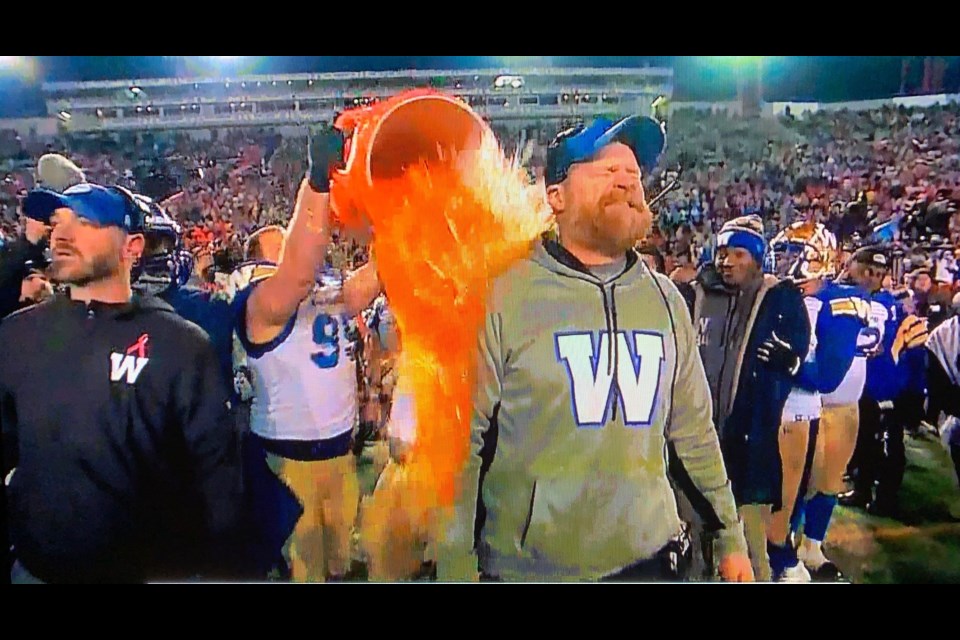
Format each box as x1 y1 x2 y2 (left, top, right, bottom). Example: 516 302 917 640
333 91 550 541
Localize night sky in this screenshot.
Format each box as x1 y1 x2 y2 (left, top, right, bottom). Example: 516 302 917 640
1 56 956 118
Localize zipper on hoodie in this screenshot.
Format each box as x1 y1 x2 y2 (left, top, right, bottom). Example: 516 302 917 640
610 284 621 422
598 283 621 423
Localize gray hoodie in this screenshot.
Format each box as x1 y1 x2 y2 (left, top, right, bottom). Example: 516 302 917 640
438 237 747 581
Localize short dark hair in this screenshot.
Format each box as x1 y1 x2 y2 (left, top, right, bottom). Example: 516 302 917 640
675 245 695 263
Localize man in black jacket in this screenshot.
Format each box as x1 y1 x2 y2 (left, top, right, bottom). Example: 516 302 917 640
16 258 53 309
924 314 960 520
0 217 49 320
690 215 810 580
1 182 243 583
0 154 86 321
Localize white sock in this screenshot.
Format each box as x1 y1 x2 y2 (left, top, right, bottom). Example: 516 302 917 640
801 537 821 552
800 536 828 568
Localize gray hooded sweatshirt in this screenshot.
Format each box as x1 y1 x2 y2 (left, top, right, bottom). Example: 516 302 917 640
437 237 747 581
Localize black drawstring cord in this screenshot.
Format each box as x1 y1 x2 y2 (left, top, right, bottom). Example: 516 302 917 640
611 283 620 378
611 283 620 423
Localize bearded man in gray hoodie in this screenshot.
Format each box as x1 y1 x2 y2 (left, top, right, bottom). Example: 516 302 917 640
438 116 752 582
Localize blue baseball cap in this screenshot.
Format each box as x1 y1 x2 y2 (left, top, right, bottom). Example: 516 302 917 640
23 183 144 233
546 115 666 186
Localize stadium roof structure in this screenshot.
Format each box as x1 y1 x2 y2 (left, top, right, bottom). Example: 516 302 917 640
41 67 671 91
42 67 674 133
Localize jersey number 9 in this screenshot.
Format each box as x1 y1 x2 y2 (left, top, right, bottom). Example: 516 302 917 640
312 313 340 368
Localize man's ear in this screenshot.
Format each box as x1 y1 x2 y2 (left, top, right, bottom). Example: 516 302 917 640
546 183 565 215
125 233 146 263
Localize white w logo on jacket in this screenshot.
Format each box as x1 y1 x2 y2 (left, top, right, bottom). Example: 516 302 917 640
110 353 150 384
555 330 665 427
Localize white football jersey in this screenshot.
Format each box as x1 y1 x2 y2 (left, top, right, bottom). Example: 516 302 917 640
781 296 822 423
822 356 865 407
240 269 360 441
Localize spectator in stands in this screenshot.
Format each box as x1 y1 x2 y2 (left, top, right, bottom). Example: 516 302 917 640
0 154 85 320
17 259 52 310
0 216 49 320
670 246 698 285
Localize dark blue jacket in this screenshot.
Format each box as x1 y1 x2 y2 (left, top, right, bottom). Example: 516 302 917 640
161 285 237 399
865 290 907 402
899 346 928 396
693 266 810 508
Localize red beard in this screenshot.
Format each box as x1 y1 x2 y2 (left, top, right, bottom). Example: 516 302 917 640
580 191 651 256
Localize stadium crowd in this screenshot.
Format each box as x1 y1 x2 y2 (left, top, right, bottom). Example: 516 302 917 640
2 98 960 583
4 103 960 294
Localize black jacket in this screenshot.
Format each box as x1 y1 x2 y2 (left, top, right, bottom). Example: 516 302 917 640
0 236 46 321
926 343 960 448
692 265 810 508
0 293 243 583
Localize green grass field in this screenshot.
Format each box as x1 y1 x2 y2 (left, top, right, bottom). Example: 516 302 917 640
827 432 960 583
350 435 960 582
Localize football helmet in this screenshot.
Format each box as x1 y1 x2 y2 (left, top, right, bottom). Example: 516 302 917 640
128 191 193 295
770 221 839 282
